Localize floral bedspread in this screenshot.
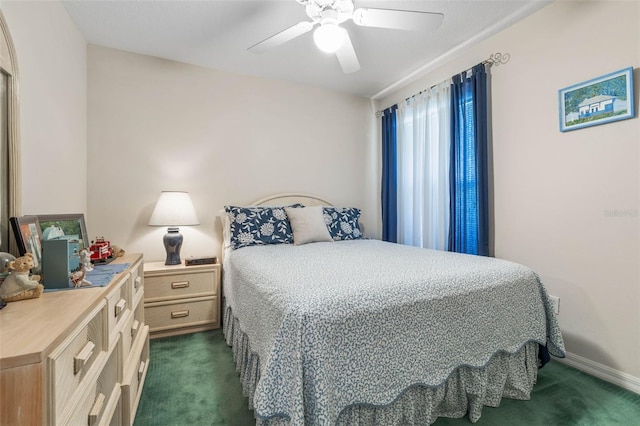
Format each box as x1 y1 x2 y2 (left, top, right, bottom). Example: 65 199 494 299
223 240 565 425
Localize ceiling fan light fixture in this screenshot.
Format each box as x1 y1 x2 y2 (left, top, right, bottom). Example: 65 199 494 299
313 22 346 53
352 8 366 26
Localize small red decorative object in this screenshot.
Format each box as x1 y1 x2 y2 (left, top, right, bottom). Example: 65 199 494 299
90 237 114 263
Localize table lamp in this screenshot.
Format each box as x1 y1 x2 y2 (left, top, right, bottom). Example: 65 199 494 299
148 191 200 265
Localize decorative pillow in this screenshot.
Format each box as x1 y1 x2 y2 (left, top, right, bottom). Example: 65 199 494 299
322 207 363 241
224 205 302 249
285 206 333 246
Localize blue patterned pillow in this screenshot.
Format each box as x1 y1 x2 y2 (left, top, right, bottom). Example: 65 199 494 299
225 205 302 249
322 207 363 241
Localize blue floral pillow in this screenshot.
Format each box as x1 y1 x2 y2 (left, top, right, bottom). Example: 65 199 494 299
225 205 302 249
322 207 363 241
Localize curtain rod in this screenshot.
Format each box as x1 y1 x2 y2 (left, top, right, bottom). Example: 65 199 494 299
482 51 511 68
375 52 510 118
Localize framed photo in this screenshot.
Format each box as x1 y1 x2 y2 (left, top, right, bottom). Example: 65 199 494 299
37 213 89 251
559 67 635 132
558 67 635 132
9 215 43 274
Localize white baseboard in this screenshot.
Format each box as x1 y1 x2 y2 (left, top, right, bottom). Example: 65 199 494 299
557 351 640 395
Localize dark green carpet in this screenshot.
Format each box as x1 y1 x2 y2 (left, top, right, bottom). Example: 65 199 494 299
134 330 640 425
134 330 255 425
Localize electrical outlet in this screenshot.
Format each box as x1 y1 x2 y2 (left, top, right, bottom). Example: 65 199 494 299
549 295 560 315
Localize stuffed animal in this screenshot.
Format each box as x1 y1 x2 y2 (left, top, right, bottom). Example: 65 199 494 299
71 267 92 288
72 249 93 288
112 245 125 257
79 248 94 272
0 253 44 302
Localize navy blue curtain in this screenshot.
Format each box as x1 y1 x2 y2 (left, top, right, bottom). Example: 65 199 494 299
381 105 398 242
449 64 490 256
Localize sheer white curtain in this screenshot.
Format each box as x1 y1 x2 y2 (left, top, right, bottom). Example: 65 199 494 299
396 80 451 250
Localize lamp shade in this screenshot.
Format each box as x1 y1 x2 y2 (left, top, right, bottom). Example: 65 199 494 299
148 191 200 226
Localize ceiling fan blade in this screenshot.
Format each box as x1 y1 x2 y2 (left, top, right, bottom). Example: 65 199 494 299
335 32 360 74
248 21 314 53
352 8 444 32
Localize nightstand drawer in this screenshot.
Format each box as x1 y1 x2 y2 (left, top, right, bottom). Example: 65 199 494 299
48 301 107 422
144 262 220 338
145 271 216 302
145 297 217 332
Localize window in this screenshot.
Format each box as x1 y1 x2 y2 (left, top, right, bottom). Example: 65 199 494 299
453 93 479 254
396 82 451 250
382 64 489 256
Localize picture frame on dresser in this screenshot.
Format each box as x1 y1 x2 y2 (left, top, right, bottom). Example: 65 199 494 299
37 213 89 250
9 215 43 274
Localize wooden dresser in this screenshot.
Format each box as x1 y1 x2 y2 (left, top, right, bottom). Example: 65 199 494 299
143 262 220 339
0 254 149 425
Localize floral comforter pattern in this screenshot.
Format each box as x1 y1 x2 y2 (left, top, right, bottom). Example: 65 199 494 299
223 240 565 425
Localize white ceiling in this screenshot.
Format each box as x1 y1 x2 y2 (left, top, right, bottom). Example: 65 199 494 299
62 0 551 98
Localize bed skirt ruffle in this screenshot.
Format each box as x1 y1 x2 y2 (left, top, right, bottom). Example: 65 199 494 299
223 303 540 425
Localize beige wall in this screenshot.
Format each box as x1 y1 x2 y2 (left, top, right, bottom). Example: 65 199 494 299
377 0 640 382
0 0 87 215
87 45 376 263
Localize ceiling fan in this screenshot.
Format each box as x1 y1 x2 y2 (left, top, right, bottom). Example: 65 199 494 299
248 0 444 74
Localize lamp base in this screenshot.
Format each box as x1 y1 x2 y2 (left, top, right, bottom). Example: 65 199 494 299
163 227 183 265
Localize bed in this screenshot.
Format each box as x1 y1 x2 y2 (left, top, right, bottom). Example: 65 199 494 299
221 194 565 425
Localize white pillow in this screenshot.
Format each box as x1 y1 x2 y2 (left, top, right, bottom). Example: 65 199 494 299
285 206 333 246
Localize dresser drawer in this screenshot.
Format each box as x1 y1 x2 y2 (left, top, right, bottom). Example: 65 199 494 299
106 274 131 343
119 312 134 375
130 260 144 306
133 301 144 341
122 326 149 426
145 270 216 302
63 339 120 426
121 301 145 369
145 297 217 333
48 301 107 422
107 392 122 426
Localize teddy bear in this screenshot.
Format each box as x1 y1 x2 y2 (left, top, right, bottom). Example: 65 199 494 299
112 245 125 258
0 253 44 302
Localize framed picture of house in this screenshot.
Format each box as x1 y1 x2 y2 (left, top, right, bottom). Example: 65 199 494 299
558 67 635 132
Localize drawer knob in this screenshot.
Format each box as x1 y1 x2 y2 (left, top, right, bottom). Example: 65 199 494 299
114 299 127 317
88 392 105 426
131 319 140 338
170 310 189 319
138 360 146 382
134 276 142 289
171 281 189 289
74 340 95 375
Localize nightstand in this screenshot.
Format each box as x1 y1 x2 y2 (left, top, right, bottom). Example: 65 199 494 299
143 262 221 339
